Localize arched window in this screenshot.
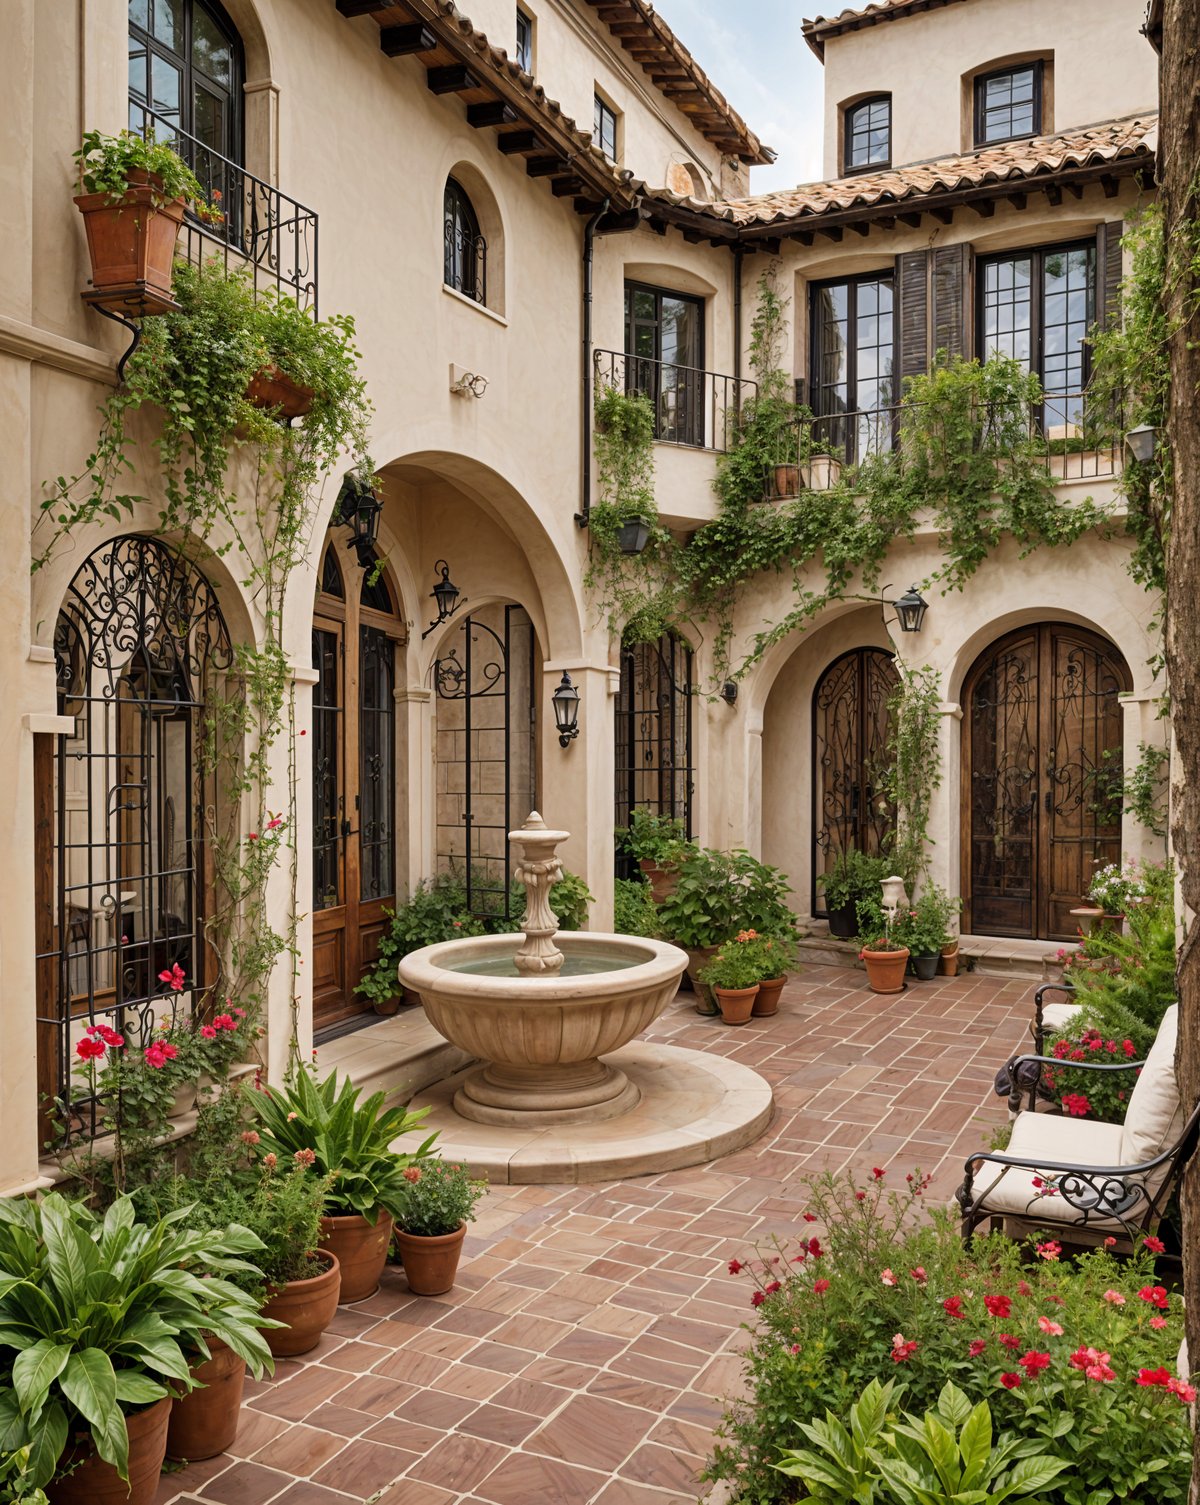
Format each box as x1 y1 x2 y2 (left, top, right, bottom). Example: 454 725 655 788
444 178 486 304
128 0 244 172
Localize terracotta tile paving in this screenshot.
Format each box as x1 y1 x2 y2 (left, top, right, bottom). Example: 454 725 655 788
160 964 1032 1505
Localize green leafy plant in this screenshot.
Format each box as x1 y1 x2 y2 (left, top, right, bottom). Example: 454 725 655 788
613 878 662 938
549 868 594 931
0 1193 274 1488
74 129 218 217
820 849 890 912
892 887 959 957
1123 740 1169 836
0 1446 49 1505
618 808 691 864
886 665 943 891
774 1377 896 1502
356 878 486 1008
390 1157 489 1239
701 936 771 991
1041 1028 1142 1123
1087 860 1149 915
253 1069 437 1220
656 847 797 950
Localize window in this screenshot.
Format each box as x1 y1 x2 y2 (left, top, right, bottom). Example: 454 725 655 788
624 282 705 446
594 93 618 162
443 177 486 304
128 0 243 171
615 632 695 877
974 63 1042 145
978 241 1095 425
844 95 891 173
809 274 894 462
515 8 533 73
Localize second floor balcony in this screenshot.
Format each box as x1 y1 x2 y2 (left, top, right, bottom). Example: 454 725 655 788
594 349 755 454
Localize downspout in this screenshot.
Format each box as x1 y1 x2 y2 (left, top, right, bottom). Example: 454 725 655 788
733 243 744 415
576 198 611 529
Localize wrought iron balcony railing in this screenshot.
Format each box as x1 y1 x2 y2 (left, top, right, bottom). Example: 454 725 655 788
594 349 756 453
129 103 319 313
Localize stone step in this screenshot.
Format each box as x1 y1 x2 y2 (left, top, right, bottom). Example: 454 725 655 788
795 928 1075 983
318 1006 471 1106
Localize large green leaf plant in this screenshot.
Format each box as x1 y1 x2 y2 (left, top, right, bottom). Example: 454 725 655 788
0 1193 274 1487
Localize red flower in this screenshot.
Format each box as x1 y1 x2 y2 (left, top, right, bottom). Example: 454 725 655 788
984 1294 1012 1319
158 963 186 992
943 1296 966 1319
1143 1236 1166 1254
1017 1280 1032 1297
143 1043 170 1069
212 1013 237 1031
813 1279 830 1295
403 1166 422 1184
1019 1351 1052 1377
1138 1367 1172 1388
807 1237 823 1258
94 1024 124 1048
1169 1379 1197 1404
803 1213 818 1223
1036 1240 1062 1261
968 1339 987 1357
891 1334 918 1363
1070 1346 1116 1382
1000 1372 1022 1390
750 1291 765 1308
728 1259 744 1275
855 1191 866 1201
999 1334 1021 1351
764 1281 781 1295
910 1267 927 1285
76 1036 106 1061
1139 1285 1170 1311
201 1025 218 1039
872 1167 885 1180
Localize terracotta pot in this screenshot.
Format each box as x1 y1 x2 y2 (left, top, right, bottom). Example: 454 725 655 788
260 1250 341 1356
166 1337 245 1462
683 944 721 1014
394 1222 467 1296
715 985 758 1025
826 900 857 939
245 363 314 419
49 1395 172 1505
771 463 800 499
912 953 939 981
168 1080 197 1117
862 946 909 994
74 174 184 303
319 1210 394 1302
638 856 679 906
753 976 786 1016
938 942 960 977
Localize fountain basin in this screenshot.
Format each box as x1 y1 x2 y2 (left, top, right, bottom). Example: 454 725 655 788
399 931 688 1126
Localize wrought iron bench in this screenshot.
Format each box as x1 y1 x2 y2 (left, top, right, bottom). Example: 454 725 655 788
1033 980 1078 1055
959 1005 1200 1249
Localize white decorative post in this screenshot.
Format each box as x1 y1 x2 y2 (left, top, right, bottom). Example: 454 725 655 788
509 811 569 974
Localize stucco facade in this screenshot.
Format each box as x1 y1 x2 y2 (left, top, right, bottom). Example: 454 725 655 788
0 0 1166 1196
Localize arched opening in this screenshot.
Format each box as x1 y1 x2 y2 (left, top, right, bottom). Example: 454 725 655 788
811 647 898 913
443 176 486 305
962 622 1131 940
36 535 234 1144
311 537 407 1033
615 632 695 875
128 0 245 168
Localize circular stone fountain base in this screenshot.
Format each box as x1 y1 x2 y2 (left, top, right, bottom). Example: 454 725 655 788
406 1040 773 1184
454 1058 641 1126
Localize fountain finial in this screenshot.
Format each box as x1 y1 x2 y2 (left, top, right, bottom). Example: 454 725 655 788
509 811 570 975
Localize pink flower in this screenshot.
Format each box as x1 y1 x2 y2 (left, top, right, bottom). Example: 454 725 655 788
233 1007 246 1018
1038 1316 1065 1335
403 1166 422 1184
293 1147 316 1166
240 1130 260 1145
881 1269 897 1286
1104 1236 1118 1248
985 1295 1012 1319
1140 1285 1170 1311
263 1152 277 1169
1103 1290 1126 1306
143 1043 169 1069
968 1339 987 1357
891 1334 918 1363
200 1025 218 1039
943 1297 966 1319
999 1334 1021 1350
728 1259 743 1275
1017 1280 1032 1297
1169 1379 1197 1404
1151 1316 1168 1330
1143 1236 1166 1254
1070 1347 1115 1382
247 832 259 842
158 963 186 992
1000 1372 1022 1389
813 1279 830 1296
94 1024 124 1048
266 816 284 831
1036 1240 1062 1261
910 1267 927 1285
1019 1351 1052 1377
287 1111 299 1121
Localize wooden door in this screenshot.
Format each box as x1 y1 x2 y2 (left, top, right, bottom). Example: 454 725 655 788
963 624 1130 940
311 542 403 1033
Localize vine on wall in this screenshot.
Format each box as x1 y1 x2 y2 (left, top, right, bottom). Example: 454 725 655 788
885 664 944 890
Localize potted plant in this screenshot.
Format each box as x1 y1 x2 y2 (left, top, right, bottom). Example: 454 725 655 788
73 130 219 305
892 887 956 980
254 1069 437 1302
700 939 766 1024
818 849 889 938
390 1157 489 1296
618 808 692 904
751 930 798 1017
0 1192 273 1505
856 898 910 994
1086 860 1148 930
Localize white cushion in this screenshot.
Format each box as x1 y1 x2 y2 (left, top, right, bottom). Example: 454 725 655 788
1038 1001 1080 1036
970 1113 1127 1225
1121 1005 1182 1168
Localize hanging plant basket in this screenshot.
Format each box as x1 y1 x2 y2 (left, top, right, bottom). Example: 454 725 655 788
245 363 314 419
74 170 184 306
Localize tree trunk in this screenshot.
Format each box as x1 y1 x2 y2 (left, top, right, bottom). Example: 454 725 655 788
1159 4 1200 1499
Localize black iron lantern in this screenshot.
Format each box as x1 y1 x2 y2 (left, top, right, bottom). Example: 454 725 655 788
552 670 580 748
618 516 652 555
891 584 929 634
421 560 465 640
338 476 382 570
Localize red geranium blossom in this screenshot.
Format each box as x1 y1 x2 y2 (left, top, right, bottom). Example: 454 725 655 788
968 1339 987 1357
1140 1285 1170 1311
943 1296 966 1319
984 1294 1012 1319
1019 1351 1052 1377
1143 1236 1166 1254
891 1334 918 1363
75 1035 106 1061
813 1279 830 1295
1000 1372 1022 1389
728 1259 744 1275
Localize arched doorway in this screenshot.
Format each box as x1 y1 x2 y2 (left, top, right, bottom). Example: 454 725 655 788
36 535 234 1143
812 647 898 913
615 632 695 875
962 623 1131 940
311 540 405 1032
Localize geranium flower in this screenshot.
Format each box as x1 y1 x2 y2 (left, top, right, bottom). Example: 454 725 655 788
750 1290 765 1308
855 1191 866 1201
910 1267 927 1285
803 1212 817 1223
1151 1316 1168 1330
807 1237 823 1258
872 1167 885 1180
293 1147 316 1166
1143 1236 1166 1254
968 1339 987 1357
200 1025 218 1039
1138 1367 1173 1388
92 1023 124 1048
1070 1347 1116 1382
1036 1240 1062 1261
943 1296 966 1319
262 1152 277 1170
143 1043 169 1069
728 1259 743 1275
891 1334 918 1363
1038 1316 1065 1335
813 1279 830 1295
1000 1372 1022 1390
999 1334 1021 1350
1169 1378 1197 1404
240 1130 260 1145
1019 1351 1052 1376
158 963 186 992
1017 1280 1032 1297
404 1166 422 1184
985 1295 1012 1318
212 1013 237 1031
1139 1285 1170 1311
764 1281 781 1295
1103 1290 1126 1306
76 1036 106 1061
881 1269 897 1286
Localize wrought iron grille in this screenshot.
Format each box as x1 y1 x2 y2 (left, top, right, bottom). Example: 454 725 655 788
811 648 898 913
129 102 319 313
36 535 233 1145
359 625 396 902
434 607 536 922
594 349 754 452
312 627 342 912
615 634 695 877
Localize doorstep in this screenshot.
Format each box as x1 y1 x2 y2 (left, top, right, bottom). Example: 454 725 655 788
796 925 1077 982
316 1005 471 1106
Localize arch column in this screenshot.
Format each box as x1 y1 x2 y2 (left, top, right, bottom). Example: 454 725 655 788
1119 691 1170 866
398 684 435 891
274 661 317 1082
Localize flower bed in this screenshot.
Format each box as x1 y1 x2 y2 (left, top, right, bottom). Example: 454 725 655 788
706 1169 1193 1504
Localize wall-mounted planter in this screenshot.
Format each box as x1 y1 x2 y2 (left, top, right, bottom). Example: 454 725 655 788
245 364 314 419
770 463 800 499
74 171 184 304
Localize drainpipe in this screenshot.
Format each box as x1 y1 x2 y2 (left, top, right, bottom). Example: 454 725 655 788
576 198 611 530
733 244 744 416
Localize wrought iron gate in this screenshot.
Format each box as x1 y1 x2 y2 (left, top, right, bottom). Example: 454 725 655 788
615 633 695 876
434 606 536 922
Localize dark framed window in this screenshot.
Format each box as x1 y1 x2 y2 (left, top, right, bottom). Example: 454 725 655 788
128 0 243 168
515 8 533 72
844 95 891 173
443 177 486 304
624 281 705 446
615 632 695 877
974 62 1042 146
809 273 894 462
594 94 618 162
978 241 1095 425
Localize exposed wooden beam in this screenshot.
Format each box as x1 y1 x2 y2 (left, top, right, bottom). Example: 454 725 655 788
848 221 871 236
497 130 540 154
794 230 815 246
929 205 954 224
573 196 606 215
1044 184 1063 206
527 155 569 177
1101 174 1120 197
898 212 922 227
379 23 438 56
551 178 584 197
758 238 782 256
598 208 645 233
467 101 518 128
1006 191 1028 210
336 0 391 15
1064 183 1084 199
969 199 996 216
426 64 478 94
818 225 844 241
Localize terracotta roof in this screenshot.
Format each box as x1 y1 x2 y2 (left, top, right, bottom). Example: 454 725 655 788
577 0 774 165
802 0 971 59
645 114 1157 230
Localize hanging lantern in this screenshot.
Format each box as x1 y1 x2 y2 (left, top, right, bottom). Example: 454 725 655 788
552 671 580 748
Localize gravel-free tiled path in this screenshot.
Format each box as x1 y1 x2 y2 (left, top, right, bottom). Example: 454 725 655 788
159 964 1032 1505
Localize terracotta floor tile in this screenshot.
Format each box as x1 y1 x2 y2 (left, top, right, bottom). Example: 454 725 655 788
403 1432 510 1493
527 1393 658 1472
250 1367 352 1422
390 1386 480 1430
592 1480 695 1505
309 1439 415 1495
328 1374 418 1416
457 1403 545 1446
359 1417 444 1454
251 1424 350 1478
197 1462 294 1505
488 1376 573 1416
269 1486 358 1505
373 1480 456 1505
298 1404 375 1440
471 1450 609 1505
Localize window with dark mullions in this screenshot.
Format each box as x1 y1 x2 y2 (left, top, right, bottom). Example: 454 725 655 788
594 94 618 162
443 177 486 304
515 8 533 73
809 274 895 463
974 63 1042 145
128 0 243 169
844 95 891 173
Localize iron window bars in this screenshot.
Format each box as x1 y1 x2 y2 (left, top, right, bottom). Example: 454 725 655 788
444 178 487 305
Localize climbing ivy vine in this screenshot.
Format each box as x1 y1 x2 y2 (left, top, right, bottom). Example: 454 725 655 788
885 663 944 891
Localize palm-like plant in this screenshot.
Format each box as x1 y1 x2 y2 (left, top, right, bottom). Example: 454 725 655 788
253 1069 437 1220
0 1193 274 1487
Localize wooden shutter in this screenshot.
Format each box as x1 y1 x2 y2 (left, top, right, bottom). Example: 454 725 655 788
895 250 930 383
1096 220 1125 329
932 243 972 362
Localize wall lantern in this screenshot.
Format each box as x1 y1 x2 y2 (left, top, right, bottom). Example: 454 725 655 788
618 517 652 555
552 671 580 748
1125 424 1158 464
337 476 383 570
421 560 465 640
887 584 929 634
720 679 738 706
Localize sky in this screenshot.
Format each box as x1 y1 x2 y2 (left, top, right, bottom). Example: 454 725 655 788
647 0 828 192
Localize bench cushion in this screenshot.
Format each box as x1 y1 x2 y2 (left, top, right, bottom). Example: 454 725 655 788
1121 1005 1182 1167
1038 1001 1079 1036
970 1114 1127 1225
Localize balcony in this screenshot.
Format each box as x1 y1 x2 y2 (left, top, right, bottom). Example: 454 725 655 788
129 104 319 312
594 349 755 454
